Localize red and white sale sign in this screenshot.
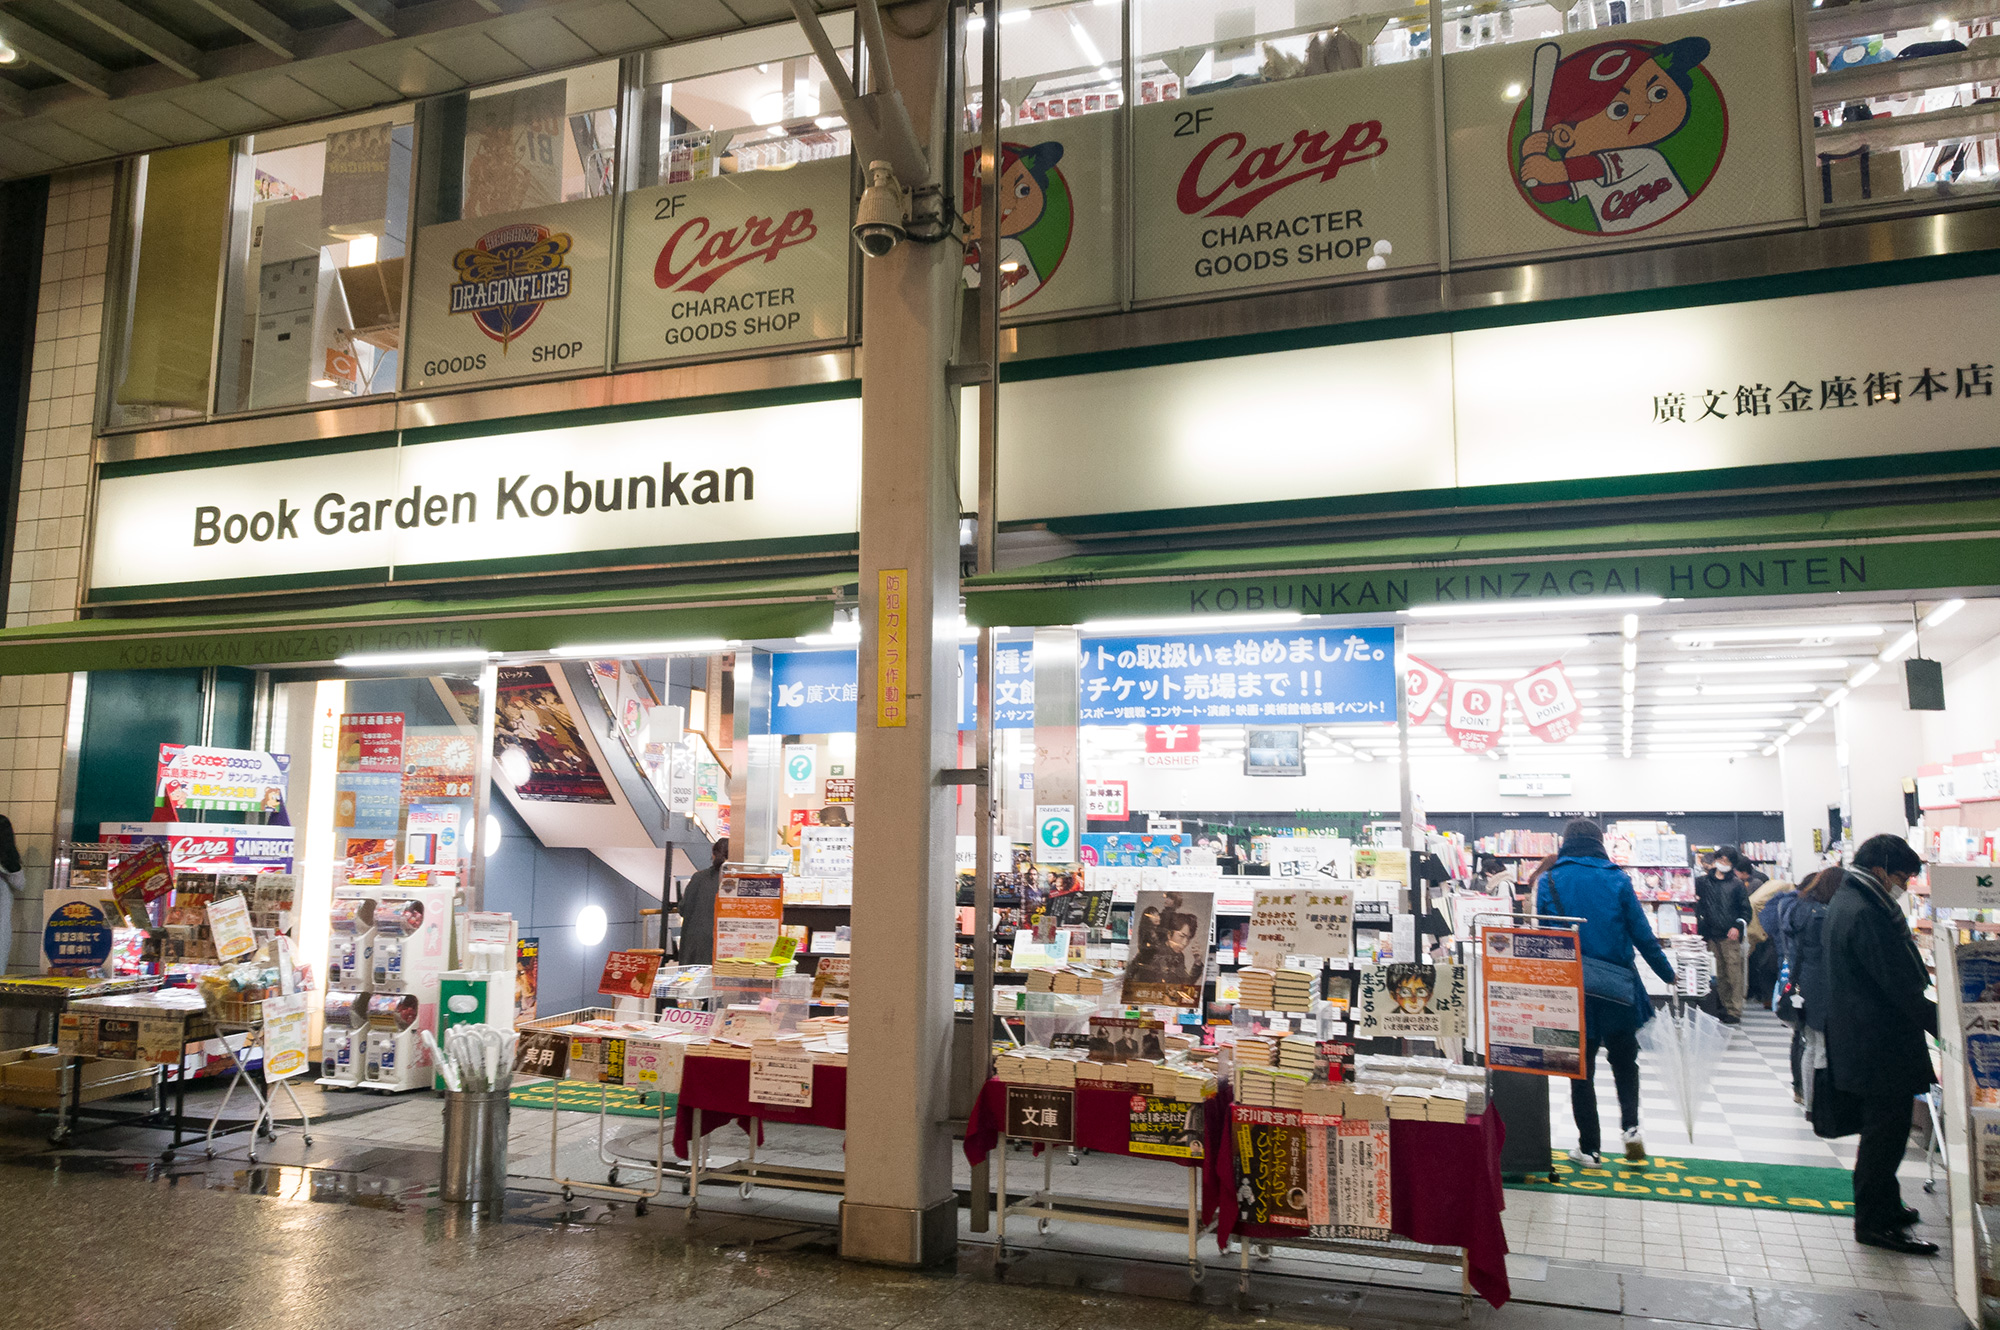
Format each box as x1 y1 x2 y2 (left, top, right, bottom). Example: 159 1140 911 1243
1445 679 1505 753
1511 661 1582 743
1406 656 1447 725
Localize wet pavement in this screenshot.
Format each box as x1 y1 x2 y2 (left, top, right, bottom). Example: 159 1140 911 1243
0 1089 1975 1330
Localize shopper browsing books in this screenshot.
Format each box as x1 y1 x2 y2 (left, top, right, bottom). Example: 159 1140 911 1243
1535 818 1677 1166
673 840 728 966
1695 848 1754 1025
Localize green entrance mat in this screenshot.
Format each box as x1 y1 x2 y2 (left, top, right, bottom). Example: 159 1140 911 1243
1506 1152 1856 1216
508 1080 677 1118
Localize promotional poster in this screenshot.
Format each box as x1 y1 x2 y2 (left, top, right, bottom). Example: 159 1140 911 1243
1122 889 1216 1008
495 665 614 804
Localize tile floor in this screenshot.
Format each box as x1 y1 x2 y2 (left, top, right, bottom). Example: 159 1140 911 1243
1520 1003 1956 1305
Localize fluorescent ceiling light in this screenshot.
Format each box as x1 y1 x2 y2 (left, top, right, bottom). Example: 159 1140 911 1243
798 622 863 645
1877 630 1918 664
1622 614 1639 640
1924 598 1966 627
1787 721 1807 736
550 639 733 657
1080 612 1302 633
1669 624 1883 645
1648 702 1802 715
1802 706 1827 724
1444 666 1601 680
1762 745 1777 756
337 649 493 668
1405 596 1662 618
1411 636 1592 655
1066 12 1107 66
1824 687 1850 707
1653 683 1818 697
1621 642 1637 670
1663 660 1852 675
1848 662 1882 686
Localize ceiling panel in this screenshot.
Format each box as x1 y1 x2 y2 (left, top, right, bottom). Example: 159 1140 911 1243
346 42 466 99
228 71 345 124
114 97 227 143
8 115 118 162
482 14 599 72
628 0 757 41
716 0 801 28
167 83 281 135
551 2 667 55
279 54 401 110
0 135 63 174
413 30 531 87
57 106 171 154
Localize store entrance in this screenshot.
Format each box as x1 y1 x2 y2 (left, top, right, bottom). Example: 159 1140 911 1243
954 592 1988 1311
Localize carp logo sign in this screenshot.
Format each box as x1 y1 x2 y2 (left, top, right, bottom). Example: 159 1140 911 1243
449 223 575 351
654 209 818 294
1510 36 1726 236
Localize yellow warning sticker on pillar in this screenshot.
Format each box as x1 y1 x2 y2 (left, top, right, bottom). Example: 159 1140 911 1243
877 567 909 728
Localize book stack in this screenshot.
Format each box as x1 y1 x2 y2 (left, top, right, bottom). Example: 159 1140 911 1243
1233 1034 1276 1067
799 1015 849 1038
1302 1081 1342 1117
1340 1085 1391 1120
1445 1065 1488 1115
1235 1064 1309 1109
1272 967 1317 1012
713 958 795 978
1053 967 1116 995
1235 968 1276 1010
1278 1035 1317 1077
1427 1081 1469 1123
1026 969 1058 993
1388 1086 1433 1120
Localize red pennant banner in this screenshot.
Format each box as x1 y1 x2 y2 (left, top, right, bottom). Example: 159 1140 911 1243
1406 655 1447 725
1511 661 1583 743
1445 679 1505 753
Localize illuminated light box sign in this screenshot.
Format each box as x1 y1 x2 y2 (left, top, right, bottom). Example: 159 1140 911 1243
90 397 861 595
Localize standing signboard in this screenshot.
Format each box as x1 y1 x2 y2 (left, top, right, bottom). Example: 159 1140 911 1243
715 868 786 960
1443 0 1804 265
1133 60 1436 303
1005 1086 1075 1144
619 157 851 364
1481 927 1587 1078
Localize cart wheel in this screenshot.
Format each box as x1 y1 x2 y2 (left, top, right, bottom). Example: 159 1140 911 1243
635 1199 649 1217
1038 1219 1049 1234
1925 1181 1938 1194
1190 1263 1206 1286
260 1122 276 1140
303 1135 313 1147
739 1182 753 1200
247 1150 258 1164
562 1186 573 1202
607 1167 620 1187
159 1149 174 1163
204 1147 215 1160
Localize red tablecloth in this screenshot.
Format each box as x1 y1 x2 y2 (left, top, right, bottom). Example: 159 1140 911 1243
671 1055 848 1159
963 1078 1235 1244
1218 1110 1511 1308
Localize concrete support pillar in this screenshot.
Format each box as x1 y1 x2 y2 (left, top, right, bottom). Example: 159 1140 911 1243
841 10 960 1268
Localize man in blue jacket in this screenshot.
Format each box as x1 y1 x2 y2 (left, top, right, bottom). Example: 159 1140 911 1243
1536 818 1678 1164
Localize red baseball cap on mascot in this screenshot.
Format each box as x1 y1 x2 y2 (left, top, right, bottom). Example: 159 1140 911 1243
1541 36 1711 131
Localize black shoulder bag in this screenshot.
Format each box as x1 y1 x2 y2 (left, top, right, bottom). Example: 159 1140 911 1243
1542 868 1636 1006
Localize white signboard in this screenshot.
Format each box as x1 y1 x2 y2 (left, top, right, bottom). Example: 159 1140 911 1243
1499 772 1573 798
1035 804 1076 864
619 158 852 365
669 739 697 815
91 398 862 594
1299 886 1357 960
405 196 615 390
1133 60 1434 304
799 825 853 879
623 1037 687 1093
1931 864 2000 911
1247 886 1302 965
748 1046 814 1107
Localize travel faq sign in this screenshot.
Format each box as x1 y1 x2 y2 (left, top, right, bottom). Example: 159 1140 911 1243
1133 58 1436 302
1078 627 1394 724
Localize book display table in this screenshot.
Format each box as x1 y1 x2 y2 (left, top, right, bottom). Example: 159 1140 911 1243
963 1078 1234 1282
1218 1111 1512 1308
672 1054 847 1213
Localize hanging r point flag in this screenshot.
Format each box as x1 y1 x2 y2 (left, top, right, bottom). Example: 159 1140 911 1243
1405 655 1447 725
1445 678 1505 753
1511 661 1583 743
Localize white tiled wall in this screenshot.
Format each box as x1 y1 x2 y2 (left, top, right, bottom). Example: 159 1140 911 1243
3 165 113 976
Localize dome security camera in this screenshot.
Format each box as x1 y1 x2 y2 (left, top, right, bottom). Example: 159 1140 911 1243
853 160 909 258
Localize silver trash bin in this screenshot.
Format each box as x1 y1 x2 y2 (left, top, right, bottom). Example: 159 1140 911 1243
440 1087 510 1203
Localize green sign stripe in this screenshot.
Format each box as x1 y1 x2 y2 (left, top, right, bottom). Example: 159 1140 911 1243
97 430 400 481
398 378 862 449
965 533 2000 627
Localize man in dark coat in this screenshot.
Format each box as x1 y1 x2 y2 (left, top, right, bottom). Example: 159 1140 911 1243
673 840 729 966
1695 847 1754 1023
1824 834 1937 1256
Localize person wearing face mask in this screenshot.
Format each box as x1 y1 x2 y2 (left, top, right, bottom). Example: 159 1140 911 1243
1825 834 1937 1256
1695 847 1754 1024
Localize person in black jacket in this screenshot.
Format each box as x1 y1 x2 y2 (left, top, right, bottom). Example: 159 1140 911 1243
1778 867 1838 1100
1824 834 1938 1256
1695 847 1754 1024
672 840 729 966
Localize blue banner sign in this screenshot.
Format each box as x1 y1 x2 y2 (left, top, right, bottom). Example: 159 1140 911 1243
1077 627 1396 725
773 650 860 734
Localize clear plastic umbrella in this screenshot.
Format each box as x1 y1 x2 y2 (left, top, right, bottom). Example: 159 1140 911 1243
1635 998 1734 1142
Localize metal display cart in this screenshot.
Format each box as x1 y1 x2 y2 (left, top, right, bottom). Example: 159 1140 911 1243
519 1007 681 1213
991 1125 1211 1282
199 995 313 1161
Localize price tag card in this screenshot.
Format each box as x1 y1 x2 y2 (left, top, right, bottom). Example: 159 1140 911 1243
749 1047 814 1108
262 993 310 1080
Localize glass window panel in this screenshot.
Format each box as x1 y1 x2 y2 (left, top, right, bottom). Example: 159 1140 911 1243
215 107 416 414
403 64 620 392
106 141 233 430
962 0 1123 319
618 32 856 366
1137 0 1429 83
